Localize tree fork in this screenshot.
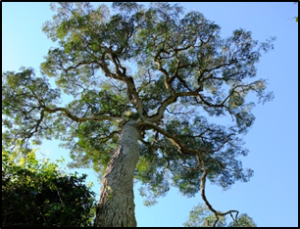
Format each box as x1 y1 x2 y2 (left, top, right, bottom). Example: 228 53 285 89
94 121 140 227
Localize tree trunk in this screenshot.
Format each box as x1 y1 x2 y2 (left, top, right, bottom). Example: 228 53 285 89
94 121 140 227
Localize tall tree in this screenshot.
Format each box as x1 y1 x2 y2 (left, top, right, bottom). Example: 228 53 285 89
2 2 274 227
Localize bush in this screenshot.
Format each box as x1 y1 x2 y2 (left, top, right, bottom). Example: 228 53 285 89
2 146 96 227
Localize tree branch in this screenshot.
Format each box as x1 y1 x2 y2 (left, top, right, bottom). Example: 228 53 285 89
139 121 200 156
154 49 174 93
21 105 122 141
200 170 239 227
99 49 144 115
147 87 203 122
43 106 121 122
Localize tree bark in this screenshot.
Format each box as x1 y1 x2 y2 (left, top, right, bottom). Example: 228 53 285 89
94 121 140 227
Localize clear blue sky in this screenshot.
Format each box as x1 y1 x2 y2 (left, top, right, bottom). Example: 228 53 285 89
2 2 298 227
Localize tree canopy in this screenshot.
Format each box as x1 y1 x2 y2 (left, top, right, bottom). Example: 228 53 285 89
2 2 274 226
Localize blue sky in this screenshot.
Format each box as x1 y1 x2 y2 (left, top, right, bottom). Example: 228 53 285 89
2 2 298 227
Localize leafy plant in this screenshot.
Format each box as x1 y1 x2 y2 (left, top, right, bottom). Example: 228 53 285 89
2 143 96 227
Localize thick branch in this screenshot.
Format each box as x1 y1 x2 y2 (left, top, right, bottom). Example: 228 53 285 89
139 121 200 156
100 50 144 115
147 88 203 122
154 49 174 93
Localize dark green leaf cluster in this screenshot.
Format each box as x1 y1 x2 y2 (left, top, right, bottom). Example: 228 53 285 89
2 146 96 227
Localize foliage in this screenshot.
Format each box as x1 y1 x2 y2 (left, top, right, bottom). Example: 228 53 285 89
2 143 96 227
183 204 226 227
183 203 256 227
2 1 274 218
228 214 257 227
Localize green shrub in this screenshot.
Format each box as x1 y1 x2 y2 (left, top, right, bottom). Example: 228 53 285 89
2 145 96 227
